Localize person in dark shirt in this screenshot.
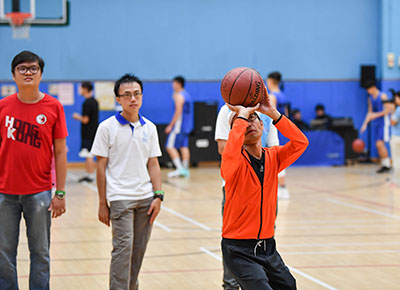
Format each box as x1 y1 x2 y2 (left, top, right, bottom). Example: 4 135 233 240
291 109 309 131
312 104 332 130
73 81 99 182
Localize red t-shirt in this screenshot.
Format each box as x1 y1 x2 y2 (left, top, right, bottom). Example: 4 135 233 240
0 93 68 194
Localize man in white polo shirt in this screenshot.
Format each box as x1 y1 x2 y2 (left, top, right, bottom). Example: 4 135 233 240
91 74 163 290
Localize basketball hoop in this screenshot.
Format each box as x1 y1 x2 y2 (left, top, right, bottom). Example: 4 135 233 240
5 12 32 39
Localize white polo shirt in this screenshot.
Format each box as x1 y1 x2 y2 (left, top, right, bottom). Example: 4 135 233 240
91 113 162 201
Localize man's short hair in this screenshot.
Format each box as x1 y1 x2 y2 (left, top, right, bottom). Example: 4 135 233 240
11 51 44 74
114 74 143 97
173 76 185 88
315 104 325 111
267 71 282 83
81 81 93 92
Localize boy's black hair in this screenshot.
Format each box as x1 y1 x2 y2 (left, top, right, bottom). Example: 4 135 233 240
315 104 325 111
267 71 282 83
81 81 93 92
11 51 44 74
173 76 185 88
389 88 400 98
114 74 143 97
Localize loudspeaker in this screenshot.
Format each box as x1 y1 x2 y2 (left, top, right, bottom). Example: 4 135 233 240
194 101 218 133
360 65 376 88
189 132 219 163
156 124 173 168
330 117 359 160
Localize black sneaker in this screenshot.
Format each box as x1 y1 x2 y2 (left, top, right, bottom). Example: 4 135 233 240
78 176 94 183
376 166 391 174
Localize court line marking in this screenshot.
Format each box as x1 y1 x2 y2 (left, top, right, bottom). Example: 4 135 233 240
288 267 338 290
299 183 400 211
279 218 388 225
18 264 400 279
279 241 400 248
200 241 400 250
161 206 212 231
284 249 400 255
153 221 172 232
327 198 400 221
200 247 338 290
278 223 395 229
70 173 211 231
201 246 400 256
200 247 222 261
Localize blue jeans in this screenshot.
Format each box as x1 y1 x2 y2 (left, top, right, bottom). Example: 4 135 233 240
0 191 52 290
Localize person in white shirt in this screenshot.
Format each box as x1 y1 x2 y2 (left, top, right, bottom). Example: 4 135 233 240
91 74 163 290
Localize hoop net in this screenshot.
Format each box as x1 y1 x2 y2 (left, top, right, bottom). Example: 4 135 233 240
5 12 32 39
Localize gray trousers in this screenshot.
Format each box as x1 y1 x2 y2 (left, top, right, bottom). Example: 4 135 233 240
222 186 240 290
109 197 153 290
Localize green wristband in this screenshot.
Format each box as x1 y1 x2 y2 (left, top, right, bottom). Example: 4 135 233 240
154 190 164 195
55 190 66 200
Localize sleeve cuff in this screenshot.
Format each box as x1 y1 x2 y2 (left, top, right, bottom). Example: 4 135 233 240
272 114 283 125
237 116 249 122
231 116 248 128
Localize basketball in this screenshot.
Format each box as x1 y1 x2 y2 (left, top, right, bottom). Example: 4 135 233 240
220 67 265 107
352 138 365 153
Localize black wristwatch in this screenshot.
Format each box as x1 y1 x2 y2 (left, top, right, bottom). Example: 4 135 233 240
55 190 66 200
154 190 164 201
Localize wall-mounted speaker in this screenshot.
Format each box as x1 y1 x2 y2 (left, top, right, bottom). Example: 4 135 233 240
360 65 376 88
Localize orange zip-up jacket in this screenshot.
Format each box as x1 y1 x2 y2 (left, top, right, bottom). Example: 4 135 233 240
221 116 308 239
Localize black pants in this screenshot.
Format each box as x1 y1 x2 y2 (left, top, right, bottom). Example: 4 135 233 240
221 238 296 290
222 186 240 289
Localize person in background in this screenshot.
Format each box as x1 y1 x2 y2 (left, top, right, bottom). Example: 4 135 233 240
390 91 400 185
312 104 333 130
73 81 99 182
266 71 291 199
360 80 391 173
266 71 290 117
291 109 309 131
165 76 193 178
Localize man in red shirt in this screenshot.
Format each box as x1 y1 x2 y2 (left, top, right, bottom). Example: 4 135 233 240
221 90 308 290
0 51 68 289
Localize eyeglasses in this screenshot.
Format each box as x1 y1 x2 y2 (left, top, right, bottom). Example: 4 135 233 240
117 92 143 99
248 114 260 122
16 65 40 75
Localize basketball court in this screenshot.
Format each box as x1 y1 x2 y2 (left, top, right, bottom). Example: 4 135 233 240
10 165 400 289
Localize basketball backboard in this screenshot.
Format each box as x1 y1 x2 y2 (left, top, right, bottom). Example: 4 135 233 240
0 0 69 25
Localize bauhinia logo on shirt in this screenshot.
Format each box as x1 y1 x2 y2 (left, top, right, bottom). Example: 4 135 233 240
5 115 42 148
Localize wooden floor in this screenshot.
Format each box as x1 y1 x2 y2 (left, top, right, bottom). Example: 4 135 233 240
15 164 400 290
